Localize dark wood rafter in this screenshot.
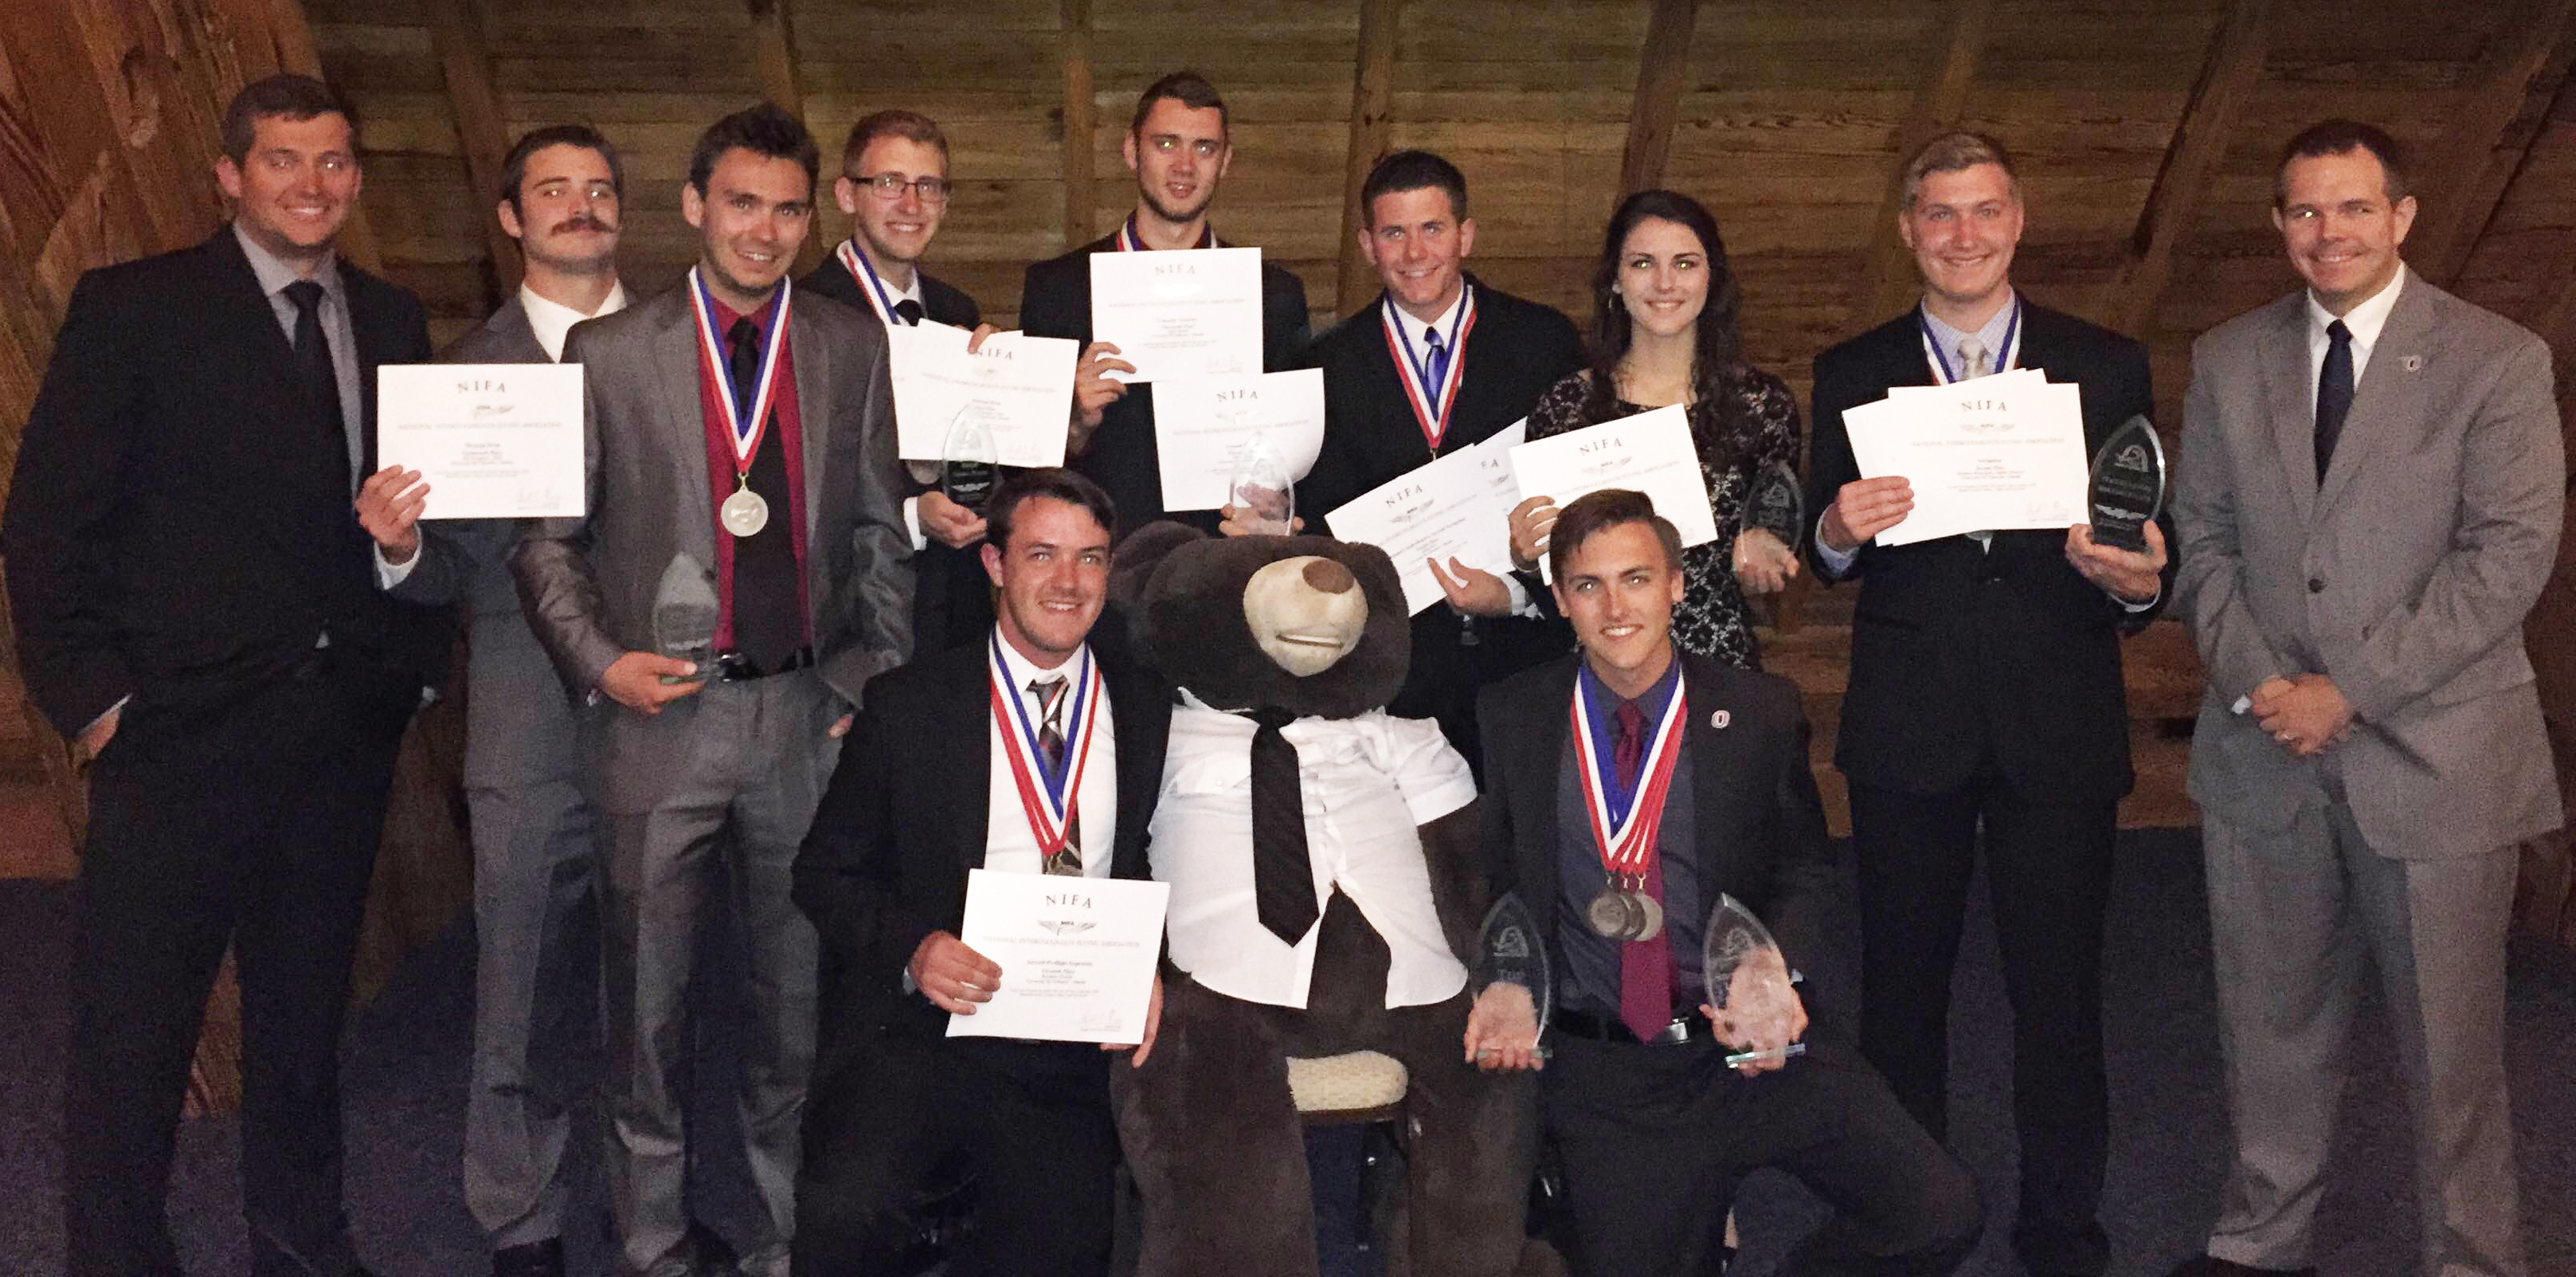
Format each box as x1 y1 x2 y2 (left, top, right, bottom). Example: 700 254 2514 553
744 0 819 273
1333 0 1403 318
1062 0 1094 251
427 0 517 302
1616 0 1699 198
1859 0 1996 322
2100 0 2274 335
2411 0 2576 288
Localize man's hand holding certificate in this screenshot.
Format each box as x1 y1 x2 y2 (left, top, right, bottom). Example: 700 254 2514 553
1838 369 2090 546
1088 246 1263 384
1325 423 1525 613
377 363 585 519
945 869 1169 1047
887 321 1082 468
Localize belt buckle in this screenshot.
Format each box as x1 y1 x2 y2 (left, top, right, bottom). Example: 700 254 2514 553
1647 1016 1695 1046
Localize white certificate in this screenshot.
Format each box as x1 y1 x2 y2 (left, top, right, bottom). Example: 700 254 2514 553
1088 246 1263 383
1507 405 1717 580
1849 371 2090 546
948 869 1171 1044
886 322 1080 468
377 363 585 519
1325 448 1507 614
1152 368 1326 511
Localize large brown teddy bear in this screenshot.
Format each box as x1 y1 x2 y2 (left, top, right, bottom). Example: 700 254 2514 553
1104 522 1537 1277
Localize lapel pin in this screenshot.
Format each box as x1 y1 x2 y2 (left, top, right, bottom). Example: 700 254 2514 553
1710 709 1731 730
2401 355 2422 374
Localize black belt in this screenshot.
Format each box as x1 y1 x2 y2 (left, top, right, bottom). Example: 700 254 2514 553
1552 1006 1706 1047
711 646 815 681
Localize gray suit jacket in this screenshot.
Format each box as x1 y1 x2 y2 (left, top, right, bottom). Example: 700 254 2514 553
2172 268 2565 858
510 283 913 791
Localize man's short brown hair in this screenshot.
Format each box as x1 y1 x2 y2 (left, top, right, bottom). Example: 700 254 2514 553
841 109 947 173
2273 119 2410 209
1548 488 1683 582
1129 71 1227 136
1900 131 2018 210
221 73 355 164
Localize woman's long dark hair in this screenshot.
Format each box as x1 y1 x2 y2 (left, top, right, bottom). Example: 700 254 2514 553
1581 190 1751 459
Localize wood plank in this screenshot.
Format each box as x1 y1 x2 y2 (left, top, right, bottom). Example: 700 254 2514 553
1061 0 1095 251
428 0 515 301
1857 0 1997 322
1333 0 1402 319
2099 0 2273 335
2410 0 2576 288
742 0 821 274
1617 0 1700 194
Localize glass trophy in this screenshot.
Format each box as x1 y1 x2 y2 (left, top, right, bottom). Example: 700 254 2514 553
1468 893 1552 1063
1703 893 1805 1068
1739 459 1807 558
940 407 1000 514
652 553 718 684
1227 436 1295 535
2085 414 2166 553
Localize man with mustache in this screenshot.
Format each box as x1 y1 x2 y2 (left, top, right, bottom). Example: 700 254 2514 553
1017 70 1311 537
380 123 629 1277
801 109 996 654
512 103 912 1277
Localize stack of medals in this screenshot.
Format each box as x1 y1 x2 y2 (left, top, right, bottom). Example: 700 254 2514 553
686 267 791 539
989 633 1103 875
1570 667 1687 942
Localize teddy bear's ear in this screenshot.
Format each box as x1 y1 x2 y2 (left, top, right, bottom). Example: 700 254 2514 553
1109 519 1204 612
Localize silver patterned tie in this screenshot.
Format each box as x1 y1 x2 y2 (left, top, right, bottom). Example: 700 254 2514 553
1031 676 1083 875
1959 337 1995 550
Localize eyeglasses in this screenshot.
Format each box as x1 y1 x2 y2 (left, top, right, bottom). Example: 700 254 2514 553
851 172 949 203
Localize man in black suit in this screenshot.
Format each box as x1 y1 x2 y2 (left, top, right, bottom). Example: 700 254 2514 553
801 108 995 653
1802 132 2175 1277
389 122 628 1277
1291 149 1580 775
1466 489 1976 1276
790 468 1169 1277
1016 70 1310 537
4 74 447 1277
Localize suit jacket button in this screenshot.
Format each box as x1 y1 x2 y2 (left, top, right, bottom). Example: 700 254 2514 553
2307 577 2324 593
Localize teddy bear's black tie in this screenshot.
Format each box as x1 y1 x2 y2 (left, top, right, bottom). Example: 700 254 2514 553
1244 707 1318 944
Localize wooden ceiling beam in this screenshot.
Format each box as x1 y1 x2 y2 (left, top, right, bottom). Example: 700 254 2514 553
743 0 820 274
428 0 518 302
1617 0 1701 198
2411 0 2576 288
2100 0 2274 335
1061 0 1095 250
1333 0 1403 319
1858 0 1996 323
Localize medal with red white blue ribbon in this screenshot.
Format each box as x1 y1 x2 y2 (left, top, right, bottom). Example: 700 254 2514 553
1571 665 1687 942
1380 285 1477 452
686 268 791 537
1114 211 1215 252
834 238 902 326
989 633 1103 866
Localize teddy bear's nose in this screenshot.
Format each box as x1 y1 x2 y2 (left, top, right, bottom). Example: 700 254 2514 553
1301 558 1356 594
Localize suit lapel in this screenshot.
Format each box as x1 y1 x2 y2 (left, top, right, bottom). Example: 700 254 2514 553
2257 300 2317 526
339 262 405 476
949 649 996 868
654 294 717 539
1519 660 1577 955
788 296 830 545
2318 272 2432 513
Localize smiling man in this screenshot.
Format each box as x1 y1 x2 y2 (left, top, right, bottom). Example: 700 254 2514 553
2165 120 2563 1277
510 102 912 1277
1290 149 1581 778
5 72 446 1277
1802 131 2174 1277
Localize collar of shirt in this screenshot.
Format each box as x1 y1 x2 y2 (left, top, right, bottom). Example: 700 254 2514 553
992 628 1091 718
1382 281 1470 355
848 239 926 312
519 280 627 362
1917 287 2018 374
235 221 343 309
2305 266 2406 386
1577 653 1680 734
703 286 779 342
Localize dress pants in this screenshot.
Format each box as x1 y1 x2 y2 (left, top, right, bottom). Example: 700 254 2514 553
601 673 834 1277
62 653 418 1277
793 1034 1120 1277
463 776 600 1248
1849 778 2114 1275
1541 1033 1979 1276
2200 795 2524 1276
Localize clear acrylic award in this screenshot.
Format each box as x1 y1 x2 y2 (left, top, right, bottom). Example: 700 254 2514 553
1703 893 1805 1068
940 407 1000 514
1227 436 1295 535
1739 459 1807 558
652 553 718 684
2085 414 2166 553
1468 893 1552 1063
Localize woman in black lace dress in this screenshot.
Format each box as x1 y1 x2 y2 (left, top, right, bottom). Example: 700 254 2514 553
1509 190 1802 669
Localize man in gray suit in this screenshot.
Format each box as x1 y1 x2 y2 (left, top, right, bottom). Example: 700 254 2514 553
511 104 912 1277
385 123 630 1277
2168 119 2564 1277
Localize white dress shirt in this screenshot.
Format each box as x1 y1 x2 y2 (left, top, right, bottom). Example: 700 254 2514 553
1152 690 1476 1010
984 633 1118 878
2304 268 2404 411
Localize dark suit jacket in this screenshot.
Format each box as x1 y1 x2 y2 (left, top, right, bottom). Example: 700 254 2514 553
1300 278 1582 767
793 637 1173 1075
4 227 448 735
1476 652 1835 1002
1017 231 1310 536
800 251 982 329
1804 302 2175 804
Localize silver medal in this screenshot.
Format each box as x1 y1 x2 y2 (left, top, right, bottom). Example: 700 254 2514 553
1628 891 1664 943
1586 886 1639 940
720 485 770 538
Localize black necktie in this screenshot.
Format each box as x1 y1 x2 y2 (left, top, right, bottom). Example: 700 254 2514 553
2316 319 2353 483
284 280 350 492
1032 676 1082 875
1245 707 1318 945
726 315 801 668
727 317 763 423
892 298 925 327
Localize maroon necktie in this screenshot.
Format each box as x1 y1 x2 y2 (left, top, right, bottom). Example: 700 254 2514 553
1615 701 1674 1043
